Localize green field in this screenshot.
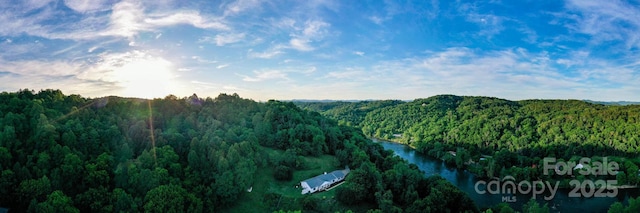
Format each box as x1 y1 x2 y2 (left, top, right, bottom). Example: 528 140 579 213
227 147 373 212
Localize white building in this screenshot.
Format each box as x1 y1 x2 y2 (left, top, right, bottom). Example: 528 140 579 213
300 168 350 194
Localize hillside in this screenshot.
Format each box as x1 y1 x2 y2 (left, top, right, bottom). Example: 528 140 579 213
295 100 404 127
301 95 640 183
0 89 477 212
362 95 640 157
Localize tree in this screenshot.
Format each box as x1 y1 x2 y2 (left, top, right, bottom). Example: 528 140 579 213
624 161 639 185
607 197 640 213
493 203 515 213
337 162 382 204
608 202 624 213
0 147 11 170
617 172 628 186
522 199 549 213
214 171 240 207
61 153 84 194
18 175 52 204
112 188 137 212
75 187 111 212
301 196 319 211
273 165 293 181
144 184 202 213
336 183 363 205
627 197 640 213
36 190 80 213
0 169 16 206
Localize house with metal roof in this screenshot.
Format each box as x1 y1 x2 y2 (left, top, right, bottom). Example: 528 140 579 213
300 168 350 194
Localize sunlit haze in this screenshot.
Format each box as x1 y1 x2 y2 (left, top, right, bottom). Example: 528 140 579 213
0 0 639 101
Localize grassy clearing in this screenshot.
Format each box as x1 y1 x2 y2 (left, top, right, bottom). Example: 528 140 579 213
227 147 370 213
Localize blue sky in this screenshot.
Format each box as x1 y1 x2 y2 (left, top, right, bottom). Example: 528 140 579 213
1 0 639 101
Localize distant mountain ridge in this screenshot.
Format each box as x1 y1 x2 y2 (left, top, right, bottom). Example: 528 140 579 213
288 99 381 103
583 100 640 106
290 98 640 105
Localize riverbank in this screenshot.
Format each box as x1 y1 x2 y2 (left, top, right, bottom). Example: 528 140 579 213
371 137 414 148
371 138 640 190
376 140 640 213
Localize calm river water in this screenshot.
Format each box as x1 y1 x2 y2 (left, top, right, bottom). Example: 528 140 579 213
375 139 640 212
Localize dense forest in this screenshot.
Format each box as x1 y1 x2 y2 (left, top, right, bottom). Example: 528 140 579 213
300 95 640 186
296 100 404 127
0 89 477 212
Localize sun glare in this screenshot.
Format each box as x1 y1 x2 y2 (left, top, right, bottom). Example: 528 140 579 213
113 58 176 99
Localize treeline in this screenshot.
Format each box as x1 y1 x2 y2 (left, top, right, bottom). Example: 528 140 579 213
0 89 477 212
295 100 404 127
361 95 640 158
362 95 640 175
608 197 640 213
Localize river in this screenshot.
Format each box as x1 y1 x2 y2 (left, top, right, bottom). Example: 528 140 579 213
375 139 640 212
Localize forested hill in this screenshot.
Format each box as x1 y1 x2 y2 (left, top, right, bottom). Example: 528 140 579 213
295 100 404 127
299 95 640 157
300 95 640 182
0 89 477 212
361 95 640 157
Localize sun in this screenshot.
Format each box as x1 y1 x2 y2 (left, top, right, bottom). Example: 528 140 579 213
113 57 176 99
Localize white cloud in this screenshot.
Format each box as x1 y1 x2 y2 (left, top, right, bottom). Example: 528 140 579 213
0 40 45 58
311 47 640 101
287 20 330 51
458 3 506 38
326 69 365 79
0 57 115 97
64 0 112 13
144 12 228 30
563 0 640 49
17 0 56 11
0 5 52 38
191 80 215 86
103 2 228 39
369 16 384 25
222 85 246 91
101 1 145 38
0 49 188 98
301 20 329 38
555 51 589 67
268 18 330 51
0 58 85 77
271 17 297 29
354 51 365 56
304 66 316 74
200 33 245 46
224 0 263 16
289 38 313 51
241 70 288 82
0 0 228 41
51 43 83 56
216 64 229 69
367 1 402 25
248 49 284 59
190 56 217 64
517 25 538 43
